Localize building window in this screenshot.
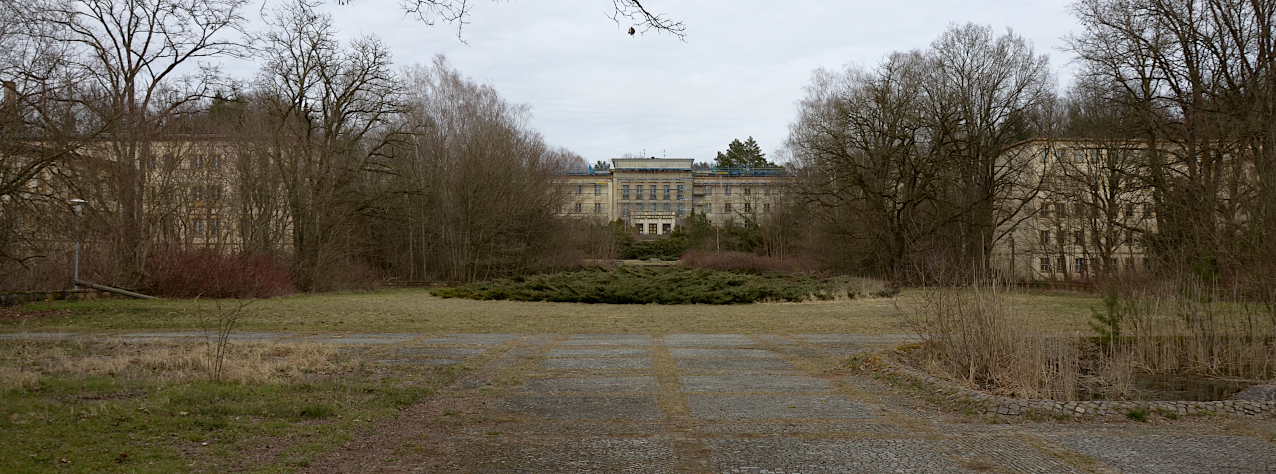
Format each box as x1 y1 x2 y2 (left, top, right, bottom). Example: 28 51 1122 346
1057 258 1066 273
1040 230 1050 245
594 203 601 213
1040 148 1049 164
1075 257 1086 273
192 155 204 169
576 185 582 195
1041 202 1050 218
208 217 219 236
635 185 643 200
704 185 712 195
1144 203 1154 217
763 203 770 213
1055 203 1067 218
677 185 684 200
1075 149 1085 163
724 203 732 213
744 186 751 196
1055 148 1066 161
622 203 630 216
192 218 203 237
575 203 582 213
764 185 770 196
725 185 732 196
648 223 658 234
209 155 222 170
743 203 751 212
622 185 630 200
704 203 712 214
1040 257 1051 272
594 184 601 195
663 203 671 212
191 186 203 202
649 184 657 201
663 185 671 200
1074 231 1085 246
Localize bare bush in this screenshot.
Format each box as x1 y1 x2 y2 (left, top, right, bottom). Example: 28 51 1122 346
146 247 295 298
900 282 1081 399
680 250 804 274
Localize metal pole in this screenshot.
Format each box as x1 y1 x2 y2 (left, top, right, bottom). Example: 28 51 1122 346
70 199 84 290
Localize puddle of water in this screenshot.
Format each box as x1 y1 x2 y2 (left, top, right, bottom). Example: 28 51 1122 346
1082 374 1255 401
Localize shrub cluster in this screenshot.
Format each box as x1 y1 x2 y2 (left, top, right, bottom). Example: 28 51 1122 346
680 250 801 273
147 248 296 298
431 266 829 304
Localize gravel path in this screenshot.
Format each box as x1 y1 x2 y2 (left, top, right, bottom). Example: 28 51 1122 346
9 331 1275 472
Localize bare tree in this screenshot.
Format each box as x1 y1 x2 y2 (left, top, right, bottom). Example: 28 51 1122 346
256 0 405 291
362 0 686 41
786 24 1053 281
27 0 247 285
383 57 575 282
1069 0 1276 282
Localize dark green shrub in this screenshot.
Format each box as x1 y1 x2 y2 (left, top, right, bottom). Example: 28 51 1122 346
431 267 828 304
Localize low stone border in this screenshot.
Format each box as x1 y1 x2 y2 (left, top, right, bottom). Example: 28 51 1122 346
859 356 1276 419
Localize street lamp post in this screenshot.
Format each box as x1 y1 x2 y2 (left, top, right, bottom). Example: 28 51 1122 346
70 198 85 290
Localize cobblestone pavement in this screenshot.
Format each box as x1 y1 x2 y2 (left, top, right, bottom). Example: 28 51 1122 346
8 331 1276 472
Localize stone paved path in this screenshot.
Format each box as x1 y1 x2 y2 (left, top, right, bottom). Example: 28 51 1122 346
8 331 1276 472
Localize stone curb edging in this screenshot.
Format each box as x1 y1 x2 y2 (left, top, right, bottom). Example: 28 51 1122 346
859 356 1275 419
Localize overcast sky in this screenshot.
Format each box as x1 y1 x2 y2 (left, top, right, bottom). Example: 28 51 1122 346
229 0 1082 163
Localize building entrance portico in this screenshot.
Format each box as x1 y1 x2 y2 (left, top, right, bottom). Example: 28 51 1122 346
631 211 677 235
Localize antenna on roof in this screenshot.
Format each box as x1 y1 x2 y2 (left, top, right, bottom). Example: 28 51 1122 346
663 149 666 158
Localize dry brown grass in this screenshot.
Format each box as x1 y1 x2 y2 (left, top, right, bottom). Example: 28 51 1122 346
902 279 1276 401
1 341 342 387
9 287 1102 335
900 283 1084 400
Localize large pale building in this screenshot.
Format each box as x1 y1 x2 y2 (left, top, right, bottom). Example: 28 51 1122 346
991 139 1157 282
560 158 792 236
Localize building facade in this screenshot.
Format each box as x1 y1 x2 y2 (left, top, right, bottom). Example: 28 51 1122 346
560 158 792 236
992 139 1157 282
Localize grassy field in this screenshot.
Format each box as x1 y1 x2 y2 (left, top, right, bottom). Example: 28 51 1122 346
2 288 1101 335
0 287 1101 472
0 338 458 473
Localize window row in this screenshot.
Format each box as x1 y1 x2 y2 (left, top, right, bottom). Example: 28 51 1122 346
1038 147 1131 164
1039 229 1139 247
1039 202 1152 219
620 184 684 201
144 154 223 170
190 185 223 203
190 217 220 237
1038 257 1150 273
701 184 770 196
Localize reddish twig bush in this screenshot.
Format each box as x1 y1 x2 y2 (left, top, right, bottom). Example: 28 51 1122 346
680 250 805 274
147 248 296 298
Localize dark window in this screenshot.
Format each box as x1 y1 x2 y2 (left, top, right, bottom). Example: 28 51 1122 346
1040 257 1051 272
1040 230 1050 245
